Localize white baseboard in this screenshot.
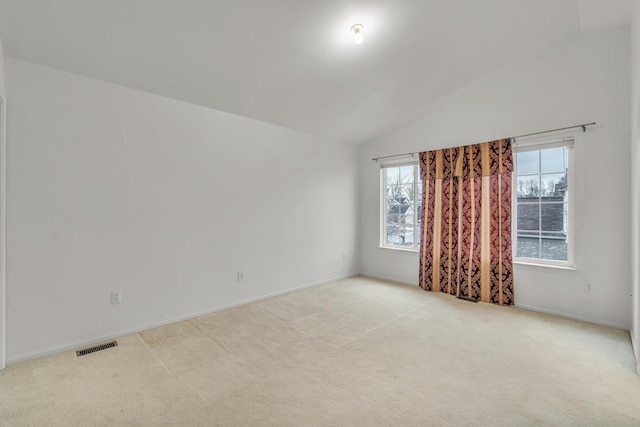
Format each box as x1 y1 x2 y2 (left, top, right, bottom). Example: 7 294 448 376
360 272 418 287
630 328 640 376
6 273 358 366
364 274 631 331
515 303 629 330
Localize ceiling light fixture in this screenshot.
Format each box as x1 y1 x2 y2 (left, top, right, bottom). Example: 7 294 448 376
350 24 364 45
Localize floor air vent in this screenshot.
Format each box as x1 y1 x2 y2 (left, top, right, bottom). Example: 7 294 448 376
76 341 118 357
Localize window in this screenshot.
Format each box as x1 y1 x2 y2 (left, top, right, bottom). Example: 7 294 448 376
514 139 573 266
380 161 422 250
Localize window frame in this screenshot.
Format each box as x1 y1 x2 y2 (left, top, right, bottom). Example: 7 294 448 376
379 158 421 252
512 136 576 268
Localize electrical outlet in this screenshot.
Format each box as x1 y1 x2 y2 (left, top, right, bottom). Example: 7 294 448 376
342 253 347 262
111 291 122 304
237 271 244 281
584 282 593 292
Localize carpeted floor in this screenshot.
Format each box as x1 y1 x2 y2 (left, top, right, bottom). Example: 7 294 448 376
1 276 639 426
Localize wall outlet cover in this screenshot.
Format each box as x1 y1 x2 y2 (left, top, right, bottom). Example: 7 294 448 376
110 291 122 304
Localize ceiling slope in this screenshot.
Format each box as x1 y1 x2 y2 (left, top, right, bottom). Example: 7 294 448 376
0 0 624 142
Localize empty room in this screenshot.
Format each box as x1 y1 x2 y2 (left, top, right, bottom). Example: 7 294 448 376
1 0 640 425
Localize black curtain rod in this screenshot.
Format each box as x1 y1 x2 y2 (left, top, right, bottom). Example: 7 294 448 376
371 122 596 162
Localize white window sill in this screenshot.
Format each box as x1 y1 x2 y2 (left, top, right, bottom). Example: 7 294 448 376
379 245 419 253
514 260 576 272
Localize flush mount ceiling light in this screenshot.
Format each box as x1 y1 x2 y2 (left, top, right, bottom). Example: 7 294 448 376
350 23 364 45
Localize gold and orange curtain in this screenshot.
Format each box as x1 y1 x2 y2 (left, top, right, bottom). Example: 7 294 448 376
419 139 514 305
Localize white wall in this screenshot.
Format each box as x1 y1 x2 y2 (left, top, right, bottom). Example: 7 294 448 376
360 27 631 328
0 36 5 370
631 0 640 373
5 58 359 363
0 37 5 96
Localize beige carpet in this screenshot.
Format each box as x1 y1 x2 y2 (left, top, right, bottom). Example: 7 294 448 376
1 276 639 426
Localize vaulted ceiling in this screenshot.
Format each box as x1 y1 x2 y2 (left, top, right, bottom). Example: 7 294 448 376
0 0 632 143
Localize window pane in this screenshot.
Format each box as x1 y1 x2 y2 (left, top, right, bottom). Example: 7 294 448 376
517 204 539 232
517 176 540 198
517 151 539 175
387 205 401 221
387 186 402 205
386 225 413 246
402 226 415 246
541 234 568 261
517 236 540 258
541 147 567 174
386 228 402 245
401 184 414 203
398 205 411 223
540 203 565 232
540 173 566 196
400 165 414 182
386 167 400 186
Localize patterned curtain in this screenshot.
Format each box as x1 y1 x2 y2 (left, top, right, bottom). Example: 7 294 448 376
418 139 514 305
